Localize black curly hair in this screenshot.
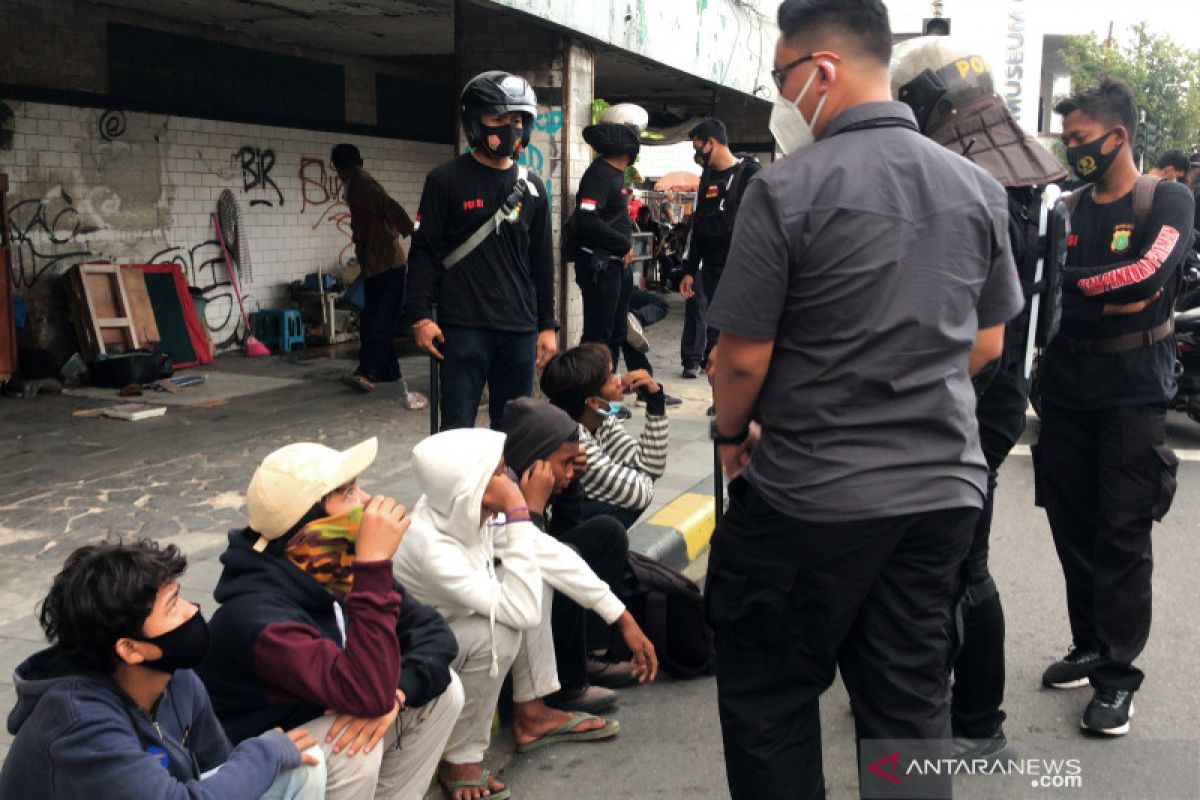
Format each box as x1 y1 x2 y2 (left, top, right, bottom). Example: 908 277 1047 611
38 540 188 672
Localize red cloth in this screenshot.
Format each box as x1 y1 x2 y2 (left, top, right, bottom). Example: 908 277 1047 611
133 263 213 367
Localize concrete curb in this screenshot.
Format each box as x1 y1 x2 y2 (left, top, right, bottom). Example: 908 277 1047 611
628 475 720 571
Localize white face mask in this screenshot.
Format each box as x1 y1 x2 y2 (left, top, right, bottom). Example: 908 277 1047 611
769 66 829 155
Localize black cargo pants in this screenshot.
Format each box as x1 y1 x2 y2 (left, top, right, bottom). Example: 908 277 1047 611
1033 401 1179 690
706 478 976 800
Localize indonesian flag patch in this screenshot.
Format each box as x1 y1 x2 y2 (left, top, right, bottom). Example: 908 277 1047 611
705 184 720 199
580 198 598 212
414 214 421 231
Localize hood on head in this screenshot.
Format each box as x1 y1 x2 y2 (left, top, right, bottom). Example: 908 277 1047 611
502 397 577 476
412 429 506 544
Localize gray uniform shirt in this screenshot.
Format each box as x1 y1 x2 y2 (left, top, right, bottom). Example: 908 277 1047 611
707 102 1024 523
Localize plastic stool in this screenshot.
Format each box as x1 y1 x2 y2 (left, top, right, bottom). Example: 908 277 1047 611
252 309 306 354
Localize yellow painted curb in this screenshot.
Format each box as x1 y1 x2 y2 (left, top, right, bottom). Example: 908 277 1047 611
647 491 716 560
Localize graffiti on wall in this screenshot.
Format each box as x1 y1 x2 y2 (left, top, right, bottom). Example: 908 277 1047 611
235 146 284 207
98 110 127 141
148 239 245 348
298 156 354 267
519 106 563 217
7 189 99 289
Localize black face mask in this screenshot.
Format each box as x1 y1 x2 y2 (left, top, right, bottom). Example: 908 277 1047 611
137 610 210 674
1066 128 1120 184
693 146 712 168
479 123 520 159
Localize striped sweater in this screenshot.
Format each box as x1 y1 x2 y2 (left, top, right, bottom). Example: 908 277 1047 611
578 412 669 511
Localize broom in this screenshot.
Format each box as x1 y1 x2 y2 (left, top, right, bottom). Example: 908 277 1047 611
211 212 270 357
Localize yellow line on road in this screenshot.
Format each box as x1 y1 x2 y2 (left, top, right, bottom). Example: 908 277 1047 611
647 492 716 560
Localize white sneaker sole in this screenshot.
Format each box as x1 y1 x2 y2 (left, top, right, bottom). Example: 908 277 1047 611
1081 703 1134 736
1046 676 1092 690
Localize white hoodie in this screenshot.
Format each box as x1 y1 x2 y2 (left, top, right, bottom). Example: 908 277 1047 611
395 429 625 673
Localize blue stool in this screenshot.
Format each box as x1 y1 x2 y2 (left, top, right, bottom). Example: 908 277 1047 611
252 309 306 354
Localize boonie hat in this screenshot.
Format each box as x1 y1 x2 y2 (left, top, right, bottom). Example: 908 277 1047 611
246 437 378 551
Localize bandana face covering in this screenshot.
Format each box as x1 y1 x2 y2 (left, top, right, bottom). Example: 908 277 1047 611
286 506 363 599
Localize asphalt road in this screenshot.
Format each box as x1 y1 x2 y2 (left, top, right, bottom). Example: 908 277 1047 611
500 411 1200 800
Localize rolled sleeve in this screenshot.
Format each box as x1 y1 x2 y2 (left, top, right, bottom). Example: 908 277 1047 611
705 179 789 341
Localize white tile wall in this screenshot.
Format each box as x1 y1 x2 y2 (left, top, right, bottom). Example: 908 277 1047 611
2 99 452 348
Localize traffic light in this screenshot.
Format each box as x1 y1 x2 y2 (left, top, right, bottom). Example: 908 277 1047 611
923 17 951 36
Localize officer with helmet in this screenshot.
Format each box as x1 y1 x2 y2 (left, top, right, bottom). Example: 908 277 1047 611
572 121 641 370
891 36 1067 758
405 71 558 430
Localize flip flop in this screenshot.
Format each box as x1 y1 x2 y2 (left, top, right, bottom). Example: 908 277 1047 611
514 712 620 754
439 767 510 800
342 374 374 393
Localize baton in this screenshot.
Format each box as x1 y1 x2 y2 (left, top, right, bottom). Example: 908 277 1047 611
429 303 440 434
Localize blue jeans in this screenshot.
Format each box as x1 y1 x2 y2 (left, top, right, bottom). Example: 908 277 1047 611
439 325 537 430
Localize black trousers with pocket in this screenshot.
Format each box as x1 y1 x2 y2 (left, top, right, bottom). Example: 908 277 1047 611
576 254 635 372
1033 401 1178 691
950 353 1029 738
706 478 976 800
550 515 631 689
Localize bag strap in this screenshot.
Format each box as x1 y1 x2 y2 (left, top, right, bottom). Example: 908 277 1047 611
1062 175 1159 227
443 166 536 270
1062 183 1090 218
1132 174 1160 230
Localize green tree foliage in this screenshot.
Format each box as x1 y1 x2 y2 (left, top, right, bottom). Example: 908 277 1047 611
1060 23 1200 157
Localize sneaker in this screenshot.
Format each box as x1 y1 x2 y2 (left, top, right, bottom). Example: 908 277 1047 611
681 365 700 379
587 658 638 688
545 684 617 715
626 313 650 353
1081 685 1134 735
949 722 1013 763
1042 647 1103 689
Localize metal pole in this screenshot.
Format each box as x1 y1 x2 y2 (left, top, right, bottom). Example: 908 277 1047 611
429 303 440 434
713 441 724 524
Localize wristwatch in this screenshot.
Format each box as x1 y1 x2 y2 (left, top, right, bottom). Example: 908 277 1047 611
710 419 750 445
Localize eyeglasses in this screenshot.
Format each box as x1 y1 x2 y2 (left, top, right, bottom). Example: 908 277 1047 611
771 53 816 91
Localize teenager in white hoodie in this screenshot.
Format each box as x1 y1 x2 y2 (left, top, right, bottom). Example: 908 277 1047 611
394 428 655 800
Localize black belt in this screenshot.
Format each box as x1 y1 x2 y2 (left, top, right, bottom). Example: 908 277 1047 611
1064 319 1173 355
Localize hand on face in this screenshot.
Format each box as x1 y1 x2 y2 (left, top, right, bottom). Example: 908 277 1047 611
482 470 526 517
518 460 556 516
356 495 410 562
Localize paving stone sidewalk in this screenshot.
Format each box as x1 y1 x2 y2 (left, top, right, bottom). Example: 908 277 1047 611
0 291 716 763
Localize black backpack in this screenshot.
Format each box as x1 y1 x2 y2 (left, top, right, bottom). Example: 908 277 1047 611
612 551 714 679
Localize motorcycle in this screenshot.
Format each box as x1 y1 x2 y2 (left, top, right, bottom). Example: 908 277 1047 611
1171 258 1200 423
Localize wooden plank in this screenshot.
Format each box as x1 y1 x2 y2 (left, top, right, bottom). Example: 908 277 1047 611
120 266 160 344
71 263 140 357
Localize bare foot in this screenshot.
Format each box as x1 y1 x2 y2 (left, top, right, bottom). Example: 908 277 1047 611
438 761 506 800
511 698 608 747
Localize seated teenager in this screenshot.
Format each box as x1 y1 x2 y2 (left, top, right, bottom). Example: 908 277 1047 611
198 438 463 800
0 540 324 800
541 343 669 527
393 428 657 800
501 396 647 687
